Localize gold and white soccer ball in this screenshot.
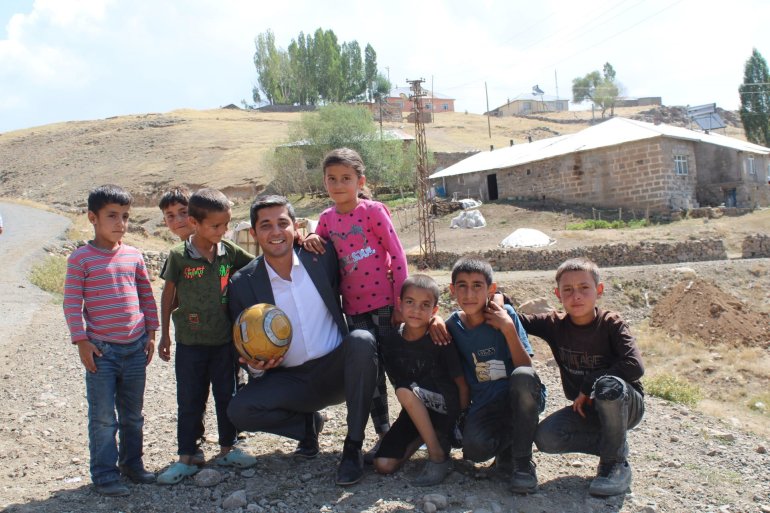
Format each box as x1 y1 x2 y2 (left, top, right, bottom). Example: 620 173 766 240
233 303 292 363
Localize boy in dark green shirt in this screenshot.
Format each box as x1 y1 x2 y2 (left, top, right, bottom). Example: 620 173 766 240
157 188 256 485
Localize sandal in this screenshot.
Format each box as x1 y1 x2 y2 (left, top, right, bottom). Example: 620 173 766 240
214 447 257 468
156 462 199 485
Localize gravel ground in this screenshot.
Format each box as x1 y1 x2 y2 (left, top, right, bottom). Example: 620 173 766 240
0 201 769 513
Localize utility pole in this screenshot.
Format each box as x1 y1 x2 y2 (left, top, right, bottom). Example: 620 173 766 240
485 82 491 139
407 78 436 268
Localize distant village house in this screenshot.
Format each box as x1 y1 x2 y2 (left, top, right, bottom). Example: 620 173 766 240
488 93 569 116
429 117 769 212
385 87 455 113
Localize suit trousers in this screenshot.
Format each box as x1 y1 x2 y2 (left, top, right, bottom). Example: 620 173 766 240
227 329 378 442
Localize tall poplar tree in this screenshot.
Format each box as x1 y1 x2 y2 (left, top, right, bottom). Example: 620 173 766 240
739 48 770 146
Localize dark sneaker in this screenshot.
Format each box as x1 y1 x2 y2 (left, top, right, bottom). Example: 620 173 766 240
492 447 513 477
94 480 130 497
510 457 537 494
119 464 156 484
335 440 364 486
411 459 451 486
295 412 324 459
363 438 382 465
589 461 632 496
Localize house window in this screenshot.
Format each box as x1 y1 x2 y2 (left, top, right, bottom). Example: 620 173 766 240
674 155 688 175
523 102 531 113
457 175 465 185
747 156 756 175
442 103 449 111
425 103 432 110
396 101 404 109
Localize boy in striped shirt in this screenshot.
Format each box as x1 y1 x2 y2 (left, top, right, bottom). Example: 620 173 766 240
63 184 159 497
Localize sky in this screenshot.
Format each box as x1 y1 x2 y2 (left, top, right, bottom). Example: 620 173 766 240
1 0 769 133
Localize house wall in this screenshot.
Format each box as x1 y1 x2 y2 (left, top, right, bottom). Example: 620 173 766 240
694 144 770 207
493 99 568 116
614 97 662 107
385 97 455 113
438 138 700 211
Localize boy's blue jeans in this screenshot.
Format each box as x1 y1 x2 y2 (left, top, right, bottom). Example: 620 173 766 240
463 366 546 462
535 375 645 464
86 334 148 485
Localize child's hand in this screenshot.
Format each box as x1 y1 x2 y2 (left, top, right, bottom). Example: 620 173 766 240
302 233 326 254
76 340 101 373
428 315 452 345
572 392 593 418
483 300 514 332
145 332 155 365
159 335 172 362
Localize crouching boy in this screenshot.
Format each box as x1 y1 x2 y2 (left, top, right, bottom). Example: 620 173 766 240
446 257 545 494
519 257 645 497
373 274 469 486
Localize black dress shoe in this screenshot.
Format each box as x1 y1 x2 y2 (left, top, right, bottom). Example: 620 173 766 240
294 412 324 459
335 440 364 486
95 480 130 496
119 464 156 484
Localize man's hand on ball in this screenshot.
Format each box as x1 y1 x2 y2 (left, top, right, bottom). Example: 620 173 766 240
240 355 283 372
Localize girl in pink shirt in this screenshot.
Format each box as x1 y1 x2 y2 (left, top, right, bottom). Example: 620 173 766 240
303 147 408 454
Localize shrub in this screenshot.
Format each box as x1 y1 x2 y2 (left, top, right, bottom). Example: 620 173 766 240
644 373 702 406
566 219 650 230
29 255 67 298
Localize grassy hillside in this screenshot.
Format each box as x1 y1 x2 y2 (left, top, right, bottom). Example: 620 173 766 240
2 105 744 208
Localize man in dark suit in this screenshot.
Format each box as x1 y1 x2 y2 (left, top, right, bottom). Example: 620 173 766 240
227 195 378 486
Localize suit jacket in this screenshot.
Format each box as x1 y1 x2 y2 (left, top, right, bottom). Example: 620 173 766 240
228 242 349 338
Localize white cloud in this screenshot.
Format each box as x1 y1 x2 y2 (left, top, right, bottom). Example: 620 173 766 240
1 0 769 132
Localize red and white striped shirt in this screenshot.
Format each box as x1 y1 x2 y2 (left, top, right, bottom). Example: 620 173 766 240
63 242 159 344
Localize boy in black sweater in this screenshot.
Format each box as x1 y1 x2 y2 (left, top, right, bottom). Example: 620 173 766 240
519 257 645 497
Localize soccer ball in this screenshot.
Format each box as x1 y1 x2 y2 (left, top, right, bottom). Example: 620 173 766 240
233 303 292 363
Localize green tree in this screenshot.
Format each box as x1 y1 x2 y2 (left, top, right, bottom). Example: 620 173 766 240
340 41 366 101
739 48 770 146
572 62 620 119
364 44 378 101
253 29 380 106
272 104 415 196
288 32 316 105
253 30 287 104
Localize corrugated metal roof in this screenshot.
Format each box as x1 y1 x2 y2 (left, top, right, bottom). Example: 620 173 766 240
429 117 770 179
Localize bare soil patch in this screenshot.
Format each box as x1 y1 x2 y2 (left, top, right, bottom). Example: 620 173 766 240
651 277 770 348
395 201 770 256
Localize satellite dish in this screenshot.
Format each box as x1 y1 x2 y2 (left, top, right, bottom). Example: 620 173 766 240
532 84 545 95
400 93 408 100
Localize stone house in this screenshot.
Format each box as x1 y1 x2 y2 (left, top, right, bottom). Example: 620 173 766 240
429 117 770 212
385 87 455 113
487 94 569 116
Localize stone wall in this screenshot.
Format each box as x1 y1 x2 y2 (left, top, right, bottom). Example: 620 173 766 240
410 238 728 271
742 234 770 259
439 138 700 212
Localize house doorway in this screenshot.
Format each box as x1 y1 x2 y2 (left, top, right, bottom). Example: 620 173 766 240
724 188 737 207
487 174 499 201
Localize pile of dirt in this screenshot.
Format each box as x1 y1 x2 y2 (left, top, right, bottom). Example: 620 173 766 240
651 278 769 347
